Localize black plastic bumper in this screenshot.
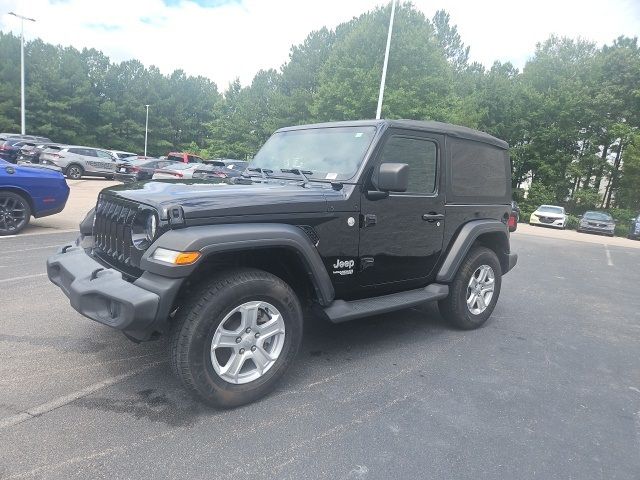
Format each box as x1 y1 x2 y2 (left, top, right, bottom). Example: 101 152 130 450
47 246 184 341
505 253 518 274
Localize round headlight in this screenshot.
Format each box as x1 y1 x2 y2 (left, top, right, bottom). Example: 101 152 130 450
131 211 158 250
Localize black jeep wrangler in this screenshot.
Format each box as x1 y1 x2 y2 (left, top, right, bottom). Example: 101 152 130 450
47 120 517 407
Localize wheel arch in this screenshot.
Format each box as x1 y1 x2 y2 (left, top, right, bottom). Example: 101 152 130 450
141 223 335 307
436 219 516 282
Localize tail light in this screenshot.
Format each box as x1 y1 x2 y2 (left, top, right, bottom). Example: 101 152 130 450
508 214 517 227
51 153 64 159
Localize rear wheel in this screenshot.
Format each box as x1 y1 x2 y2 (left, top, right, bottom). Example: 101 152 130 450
66 164 83 179
170 268 303 408
439 246 502 330
0 191 31 236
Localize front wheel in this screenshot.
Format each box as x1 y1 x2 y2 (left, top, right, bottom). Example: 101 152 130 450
170 268 303 408
439 246 502 330
0 191 31 235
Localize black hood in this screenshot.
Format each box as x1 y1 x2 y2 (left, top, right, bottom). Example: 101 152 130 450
102 178 350 219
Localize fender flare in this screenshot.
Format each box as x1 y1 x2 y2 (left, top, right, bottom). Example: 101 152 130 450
140 223 335 306
436 219 515 282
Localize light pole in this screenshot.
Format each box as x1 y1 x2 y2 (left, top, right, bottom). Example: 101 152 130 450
9 12 36 135
375 0 396 120
144 104 150 157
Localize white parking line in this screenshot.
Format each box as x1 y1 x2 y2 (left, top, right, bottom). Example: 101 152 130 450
0 273 47 283
6 245 60 254
0 229 76 239
605 245 613 266
0 360 167 430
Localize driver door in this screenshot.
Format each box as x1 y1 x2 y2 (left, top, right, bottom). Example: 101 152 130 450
358 129 445 289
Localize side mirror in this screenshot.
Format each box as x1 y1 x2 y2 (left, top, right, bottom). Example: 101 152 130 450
378 163 409 192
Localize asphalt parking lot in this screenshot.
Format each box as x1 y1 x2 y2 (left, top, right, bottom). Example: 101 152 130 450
0 184 639 479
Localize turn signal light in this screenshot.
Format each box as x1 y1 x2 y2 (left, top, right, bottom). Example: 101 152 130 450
175 252 201 265
152 247 201 265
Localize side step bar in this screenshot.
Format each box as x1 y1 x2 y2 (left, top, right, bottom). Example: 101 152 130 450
323 284 449 324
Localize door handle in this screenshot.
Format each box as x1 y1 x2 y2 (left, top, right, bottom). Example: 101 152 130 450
422 213 444 222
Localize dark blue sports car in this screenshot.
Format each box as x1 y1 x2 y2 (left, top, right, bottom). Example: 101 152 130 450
0 159 69 235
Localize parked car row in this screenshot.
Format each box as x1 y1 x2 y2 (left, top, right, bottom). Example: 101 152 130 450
526 203 638 238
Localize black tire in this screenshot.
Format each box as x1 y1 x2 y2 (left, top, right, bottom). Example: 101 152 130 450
438 246 502 330
66 164 83 179
170 268 303 408
0 191 31 236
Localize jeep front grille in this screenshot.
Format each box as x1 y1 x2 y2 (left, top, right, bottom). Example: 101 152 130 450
93 196 140 274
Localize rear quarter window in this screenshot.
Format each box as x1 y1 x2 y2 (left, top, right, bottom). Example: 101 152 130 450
448 138 510 204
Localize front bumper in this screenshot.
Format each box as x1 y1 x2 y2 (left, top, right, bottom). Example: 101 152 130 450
529 216 565 228
47 245 184 341
579 224 614 235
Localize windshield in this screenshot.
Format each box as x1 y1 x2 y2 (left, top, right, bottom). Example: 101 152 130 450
250 126 377 181
584 211 613 221
538 206 564 214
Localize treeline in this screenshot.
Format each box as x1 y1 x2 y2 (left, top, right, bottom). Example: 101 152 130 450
0 32 219 155
0 2 638 215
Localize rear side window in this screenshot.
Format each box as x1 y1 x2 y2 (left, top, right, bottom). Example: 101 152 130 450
68 148 83 155
449 139 509 202
379 136 437 194
167 154 184 163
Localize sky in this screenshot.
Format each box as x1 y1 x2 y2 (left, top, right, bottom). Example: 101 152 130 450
0 0 638 90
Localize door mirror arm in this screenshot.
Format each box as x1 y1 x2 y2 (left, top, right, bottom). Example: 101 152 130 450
366 190 389 200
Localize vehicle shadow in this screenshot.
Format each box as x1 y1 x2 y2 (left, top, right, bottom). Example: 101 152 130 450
75 302 451 423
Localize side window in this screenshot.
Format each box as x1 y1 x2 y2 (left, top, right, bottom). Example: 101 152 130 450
379 136 437 194
68 148 83 155
449 139 508 199
96 150 113 160
187 155 202 164
83 149 98 157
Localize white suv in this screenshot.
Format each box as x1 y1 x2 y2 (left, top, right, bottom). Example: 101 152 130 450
40 146 118 179
529 205 567 229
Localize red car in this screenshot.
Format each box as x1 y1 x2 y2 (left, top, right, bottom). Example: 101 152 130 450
166 152 204 164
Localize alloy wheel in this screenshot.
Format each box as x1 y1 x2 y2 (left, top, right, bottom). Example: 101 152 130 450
0 194 28 234
466 264 495 315
68 166 82 179
210 301 286 384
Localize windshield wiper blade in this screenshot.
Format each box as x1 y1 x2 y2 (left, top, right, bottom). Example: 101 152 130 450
245 167 274 179
280 167 313 185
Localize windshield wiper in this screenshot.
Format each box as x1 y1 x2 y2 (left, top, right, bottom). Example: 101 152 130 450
245 167 274 179
280 167 313 186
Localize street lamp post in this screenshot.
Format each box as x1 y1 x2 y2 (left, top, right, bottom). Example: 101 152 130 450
144 104 150 157
9 12 36 135
375 0 396 120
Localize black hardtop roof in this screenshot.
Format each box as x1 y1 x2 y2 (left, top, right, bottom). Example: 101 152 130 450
277 119 508 149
